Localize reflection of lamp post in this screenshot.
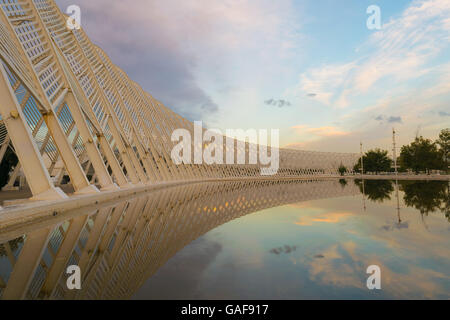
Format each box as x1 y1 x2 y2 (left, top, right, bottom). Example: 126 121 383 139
362 179 366 212
360 142 366 211
395 179 401 224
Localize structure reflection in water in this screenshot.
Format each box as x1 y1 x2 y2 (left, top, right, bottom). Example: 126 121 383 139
135 179 448 300
0 179 360 300
0 179 448 300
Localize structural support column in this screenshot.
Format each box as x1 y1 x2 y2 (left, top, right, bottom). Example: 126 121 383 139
2 227 53 300
106 117 140 184
133 132 157 182
0 64 66 200
39 214 90 297
97 134 132 188
64 91 125 189
127 143 149 183
44 111 99 195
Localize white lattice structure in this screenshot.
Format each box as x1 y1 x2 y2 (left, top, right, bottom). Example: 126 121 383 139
0 0 360 202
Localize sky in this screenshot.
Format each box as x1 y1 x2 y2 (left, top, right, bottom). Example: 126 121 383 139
55 0 450 153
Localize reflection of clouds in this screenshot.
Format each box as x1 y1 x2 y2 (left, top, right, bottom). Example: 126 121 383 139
294 212 353 226
368 215 450 262
381 222 409 231
289 197 450 298
311 196 450 261
306 243 364 289
269 245 297 255
220 236 266 270
287 202 314 209
302 241 450 299
133 237 222 299
382 264 449 299
136 184 449 299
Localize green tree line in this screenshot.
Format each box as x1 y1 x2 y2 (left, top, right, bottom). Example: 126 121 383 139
353 128 449 174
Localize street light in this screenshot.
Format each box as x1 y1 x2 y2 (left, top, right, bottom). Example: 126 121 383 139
360 142 364 175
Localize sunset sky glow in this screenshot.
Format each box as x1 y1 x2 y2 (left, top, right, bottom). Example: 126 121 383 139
56 0 450 153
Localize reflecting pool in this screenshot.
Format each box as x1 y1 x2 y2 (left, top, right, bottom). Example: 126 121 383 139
0 179 449 300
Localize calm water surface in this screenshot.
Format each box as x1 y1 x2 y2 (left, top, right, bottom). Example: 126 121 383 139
0 179 449 299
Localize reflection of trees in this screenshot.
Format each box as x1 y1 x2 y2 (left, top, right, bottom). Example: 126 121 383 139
400 181 449 221
339 179 348 188
355 180 394 203
443 199 450 222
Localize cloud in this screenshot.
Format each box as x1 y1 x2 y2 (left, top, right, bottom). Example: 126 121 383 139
292 125 350 137
55 0 300 120
375 115 403 124
287 125 356 152
57 0 224 120
296 62 356 107
284 131 363 153
293 0 450 109
265 99 292 108
439 111 450 117
388 116 403 124
284 0 450 152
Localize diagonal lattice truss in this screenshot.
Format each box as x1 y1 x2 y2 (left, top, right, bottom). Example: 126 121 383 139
0 0 360 201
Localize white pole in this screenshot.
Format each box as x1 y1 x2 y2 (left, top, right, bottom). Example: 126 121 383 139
393 128 398 177
360 142 364 175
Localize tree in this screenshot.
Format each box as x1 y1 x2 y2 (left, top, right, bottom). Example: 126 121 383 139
338 164 347 176
354 149 392 174
399 136 444 174
437 128 449 173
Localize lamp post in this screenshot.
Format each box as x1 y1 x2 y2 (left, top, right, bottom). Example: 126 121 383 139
360 142 364 175
393 128 398 177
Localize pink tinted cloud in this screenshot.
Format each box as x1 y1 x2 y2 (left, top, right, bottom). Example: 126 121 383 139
55 0 300 120
292 125 350 137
